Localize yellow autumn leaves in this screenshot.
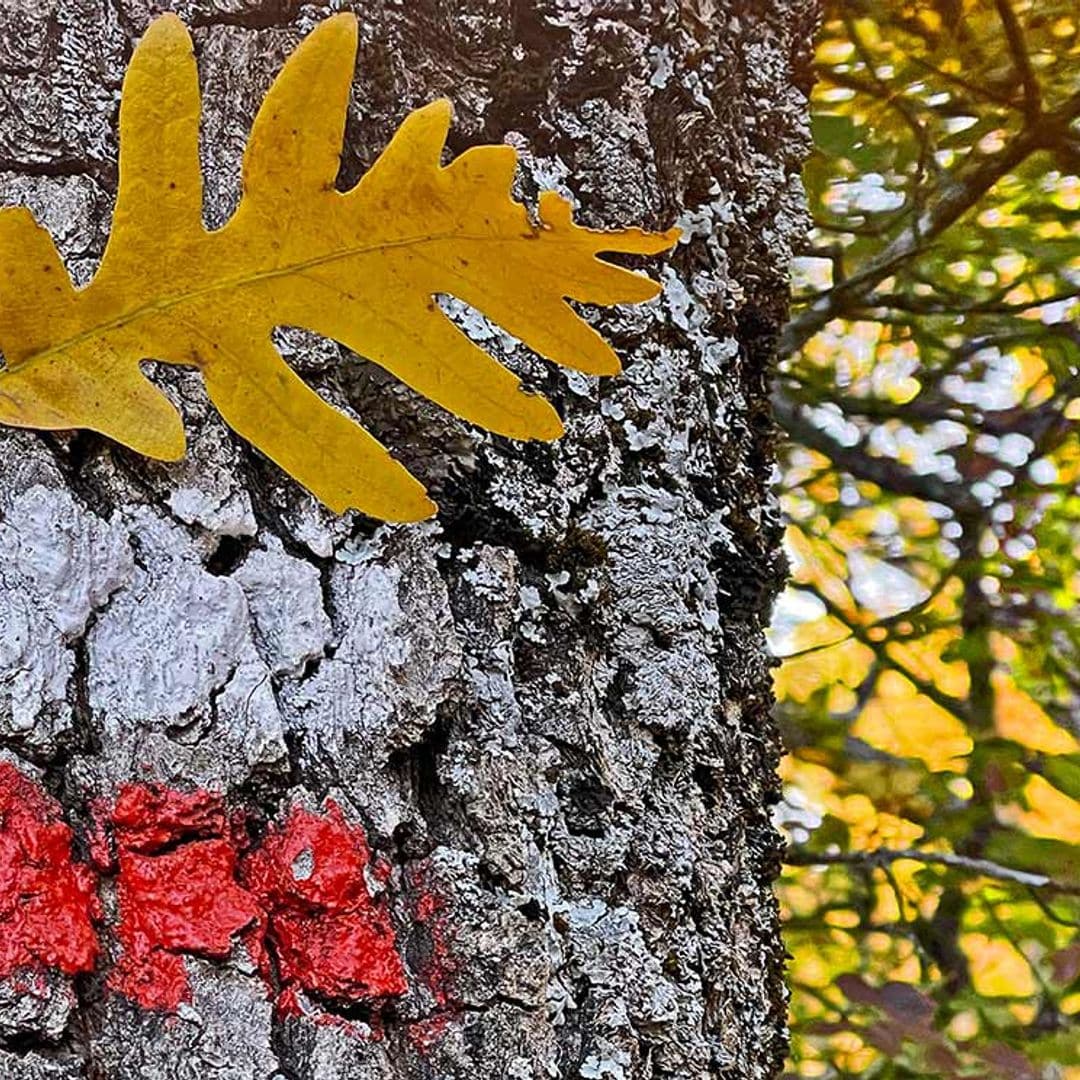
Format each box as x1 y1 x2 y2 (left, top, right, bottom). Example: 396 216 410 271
0 15 676 520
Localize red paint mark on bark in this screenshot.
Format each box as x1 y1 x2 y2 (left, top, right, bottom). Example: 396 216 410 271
242 802 407 1009
109 783 228 851
413 882 456 1010
106 785 260 1011
0 768 447 1041
0 763 100 980
408 1013 452 1053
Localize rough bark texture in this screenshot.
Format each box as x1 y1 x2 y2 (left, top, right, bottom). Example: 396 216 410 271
0 2 814 1078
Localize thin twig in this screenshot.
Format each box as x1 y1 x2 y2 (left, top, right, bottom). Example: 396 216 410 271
785 846 1078 894
994 0 1041 121
773 393 981 515
781 90 1080 360
795 581 971 721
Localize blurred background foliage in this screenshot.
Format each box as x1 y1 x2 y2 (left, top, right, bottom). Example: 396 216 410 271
773 0 1080 1076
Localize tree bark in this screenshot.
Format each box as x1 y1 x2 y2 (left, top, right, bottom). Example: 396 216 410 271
0 2 815 1078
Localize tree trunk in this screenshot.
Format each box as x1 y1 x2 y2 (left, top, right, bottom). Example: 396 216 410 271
0 2 814 1078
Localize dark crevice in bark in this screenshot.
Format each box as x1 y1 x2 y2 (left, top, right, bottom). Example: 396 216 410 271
42 431 118 520
204 533 257 576
187 3 305 33
389 703 459 849
0 158 98 179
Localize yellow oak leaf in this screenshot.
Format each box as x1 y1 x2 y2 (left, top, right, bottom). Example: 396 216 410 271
0 14 676 521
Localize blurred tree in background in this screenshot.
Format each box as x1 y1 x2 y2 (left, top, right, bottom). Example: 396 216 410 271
774 1 1080 1076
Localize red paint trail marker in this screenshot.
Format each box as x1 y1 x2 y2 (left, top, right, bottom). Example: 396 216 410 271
0 765 446 1030
243 802 408 1010
105 785 260 1011
404 861 458 1051
0 763 100 980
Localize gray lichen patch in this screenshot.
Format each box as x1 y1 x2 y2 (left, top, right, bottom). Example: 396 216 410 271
88 966 278 1080
234 535 332 677
279 526 464 836
77 509 288 790
0 967 78 1044
0 1049 84 1080
0 483 133 752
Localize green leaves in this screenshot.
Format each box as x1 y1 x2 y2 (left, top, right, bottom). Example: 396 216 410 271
1040 754 1080 802
779 2 1080 1077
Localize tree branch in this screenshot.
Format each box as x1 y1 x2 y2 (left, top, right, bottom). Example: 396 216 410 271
784 846 1079 894
994 0 1041 120
782 367 1080 442
773 393 981 515
781 90 1080 360
857 287 1080 318
795 580 972 721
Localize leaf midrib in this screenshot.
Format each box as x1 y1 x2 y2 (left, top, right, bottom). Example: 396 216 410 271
17 228 536 369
